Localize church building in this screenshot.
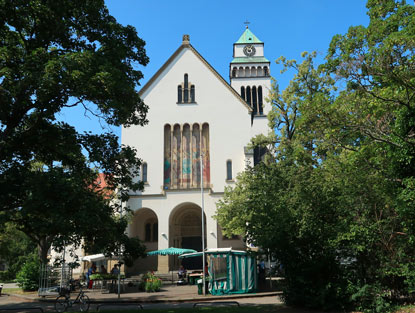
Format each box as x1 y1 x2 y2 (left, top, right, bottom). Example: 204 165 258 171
122 27 271 274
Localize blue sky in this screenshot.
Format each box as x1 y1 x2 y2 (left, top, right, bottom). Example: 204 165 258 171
59 0 370 138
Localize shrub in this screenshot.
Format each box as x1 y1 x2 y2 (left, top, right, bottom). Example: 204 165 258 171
0 270 15 282
16 254 40 291
89 273 125 280
141 272 162 292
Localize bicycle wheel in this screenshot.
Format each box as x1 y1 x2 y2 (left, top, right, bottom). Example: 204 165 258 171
55 295 68 312
78 294 90 312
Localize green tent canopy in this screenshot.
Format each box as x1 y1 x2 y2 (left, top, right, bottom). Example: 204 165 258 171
147 247 196 256
180 248 257 295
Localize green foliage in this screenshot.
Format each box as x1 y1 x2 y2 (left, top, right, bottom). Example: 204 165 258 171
16 253 40 291
140 272 162 292
216 1 415 311
0 223 37 280
0 271 14 282
0 0 148 264
89 273 125 280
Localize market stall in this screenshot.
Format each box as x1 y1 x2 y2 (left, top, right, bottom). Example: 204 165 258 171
180 248 257 295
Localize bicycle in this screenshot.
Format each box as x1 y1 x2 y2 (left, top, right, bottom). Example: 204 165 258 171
54 283 90 312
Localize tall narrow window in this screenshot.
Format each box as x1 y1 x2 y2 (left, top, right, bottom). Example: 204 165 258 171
252 86 257 115
190 85 195 102
202 123 210 186
152 223 158 242
164 125 171 187
226 160 232 180
172 125 181 188
232 67 237 77
178 86 182 103
240 86 245 100
264 66 269 76
182 124 191 188
192 124 201 187
258 86 263 115
254 146 267 166
245 67 250 77
184 74 189 103
164 123 210 190
145 223 151 242
246 86 251 106
142 162 148 183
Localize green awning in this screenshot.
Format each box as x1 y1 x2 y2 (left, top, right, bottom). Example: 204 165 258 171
179 248 249 259
179 252 203 259
147 247 196 256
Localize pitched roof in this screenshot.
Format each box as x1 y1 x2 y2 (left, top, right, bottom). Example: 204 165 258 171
235 28 263 44
138 39 252 113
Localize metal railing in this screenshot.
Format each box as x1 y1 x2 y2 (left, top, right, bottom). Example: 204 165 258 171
96 302 143 311
193 301 240 308
0 307 44 312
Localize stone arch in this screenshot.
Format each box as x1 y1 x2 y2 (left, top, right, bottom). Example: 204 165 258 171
251 66 257 77
264 66 269 76
168 202 207 270
128 208 159 274
245 66 250 77
239 66 244 77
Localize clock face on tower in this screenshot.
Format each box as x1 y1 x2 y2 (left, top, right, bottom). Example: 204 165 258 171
243 45 256 57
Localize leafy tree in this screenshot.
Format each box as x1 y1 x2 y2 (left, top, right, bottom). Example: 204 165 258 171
16 252 40 291
217 55 350 310
0 0 149 264
216 1 415 311
0 223 36 280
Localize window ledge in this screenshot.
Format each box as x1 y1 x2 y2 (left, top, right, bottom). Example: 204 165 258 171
177 102 197 105
226 179 235 183
232 75 271 78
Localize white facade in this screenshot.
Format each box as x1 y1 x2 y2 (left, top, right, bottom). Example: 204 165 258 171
122 29 271 274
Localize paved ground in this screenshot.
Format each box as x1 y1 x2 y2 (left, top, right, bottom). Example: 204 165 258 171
0 284 283 312
1 283 18 289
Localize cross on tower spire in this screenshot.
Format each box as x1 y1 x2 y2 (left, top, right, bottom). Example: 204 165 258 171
244 20 250 29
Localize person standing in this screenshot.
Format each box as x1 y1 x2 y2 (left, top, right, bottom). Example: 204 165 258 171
86 263 96 289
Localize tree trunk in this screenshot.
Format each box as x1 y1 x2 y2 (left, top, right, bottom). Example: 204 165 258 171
37 237 50 265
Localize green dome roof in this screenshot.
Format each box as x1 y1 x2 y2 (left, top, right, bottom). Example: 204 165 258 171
235 28 263 44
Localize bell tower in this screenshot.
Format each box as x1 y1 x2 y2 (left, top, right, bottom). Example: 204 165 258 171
230 26 271 125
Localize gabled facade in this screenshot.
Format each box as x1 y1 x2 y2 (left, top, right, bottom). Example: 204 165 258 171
122 28 271 274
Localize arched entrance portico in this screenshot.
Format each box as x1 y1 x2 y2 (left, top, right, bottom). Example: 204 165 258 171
169 202 206 271
128 208 158 274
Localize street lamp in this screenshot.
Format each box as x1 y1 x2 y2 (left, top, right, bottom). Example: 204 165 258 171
200 152 206 296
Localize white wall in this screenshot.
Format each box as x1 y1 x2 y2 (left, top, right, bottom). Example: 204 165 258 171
122 47 255 196
122 43 272 260
126 190 223 250
234 44 264 58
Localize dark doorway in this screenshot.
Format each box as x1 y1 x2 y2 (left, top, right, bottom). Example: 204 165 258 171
181 236 202 269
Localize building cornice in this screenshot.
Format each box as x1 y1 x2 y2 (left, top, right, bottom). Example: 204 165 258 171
128 187 224 198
